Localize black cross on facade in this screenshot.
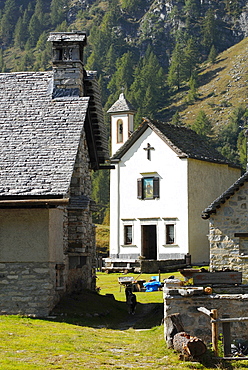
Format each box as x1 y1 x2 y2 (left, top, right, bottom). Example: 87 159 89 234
143 143 155 160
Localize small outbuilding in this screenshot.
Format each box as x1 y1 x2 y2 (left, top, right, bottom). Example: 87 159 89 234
0 32 109 316
202 172 248 282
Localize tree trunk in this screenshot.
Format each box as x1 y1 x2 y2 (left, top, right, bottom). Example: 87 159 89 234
173 332 207 358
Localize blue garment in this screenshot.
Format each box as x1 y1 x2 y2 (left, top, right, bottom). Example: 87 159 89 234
144 281 161 292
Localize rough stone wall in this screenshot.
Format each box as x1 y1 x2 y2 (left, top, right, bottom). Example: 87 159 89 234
208 184 248 282
0 129 96 316
66 130 96 292
140 259 186 273
0 262 58 317
164 290 248 345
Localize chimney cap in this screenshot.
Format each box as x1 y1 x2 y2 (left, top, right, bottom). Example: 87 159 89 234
48 31 87 45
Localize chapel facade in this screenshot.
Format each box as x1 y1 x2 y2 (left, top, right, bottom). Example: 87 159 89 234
108 94 241 269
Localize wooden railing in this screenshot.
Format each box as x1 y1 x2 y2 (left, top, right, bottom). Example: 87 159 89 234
198 307 248 359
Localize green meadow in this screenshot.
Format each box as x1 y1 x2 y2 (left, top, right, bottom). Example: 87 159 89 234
0 272 247 369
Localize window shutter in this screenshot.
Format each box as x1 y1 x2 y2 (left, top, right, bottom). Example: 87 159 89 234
153 177 159 198
137 178 142 199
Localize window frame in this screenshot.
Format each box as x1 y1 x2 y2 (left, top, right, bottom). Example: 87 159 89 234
163 219 178 247
166 224 175 245
117 119 123 143
124 225 133 245
137 177 159 200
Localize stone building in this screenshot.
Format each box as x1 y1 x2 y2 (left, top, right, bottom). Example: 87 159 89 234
0 32 109 316
108 94 241 269
202 172 248 282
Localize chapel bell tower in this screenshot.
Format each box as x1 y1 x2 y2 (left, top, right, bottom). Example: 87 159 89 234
107 93 136 156
48 31 87 98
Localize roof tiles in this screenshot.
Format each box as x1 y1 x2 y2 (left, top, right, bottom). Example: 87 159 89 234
112 118 238 167
107 93 136 114
0 71 89 198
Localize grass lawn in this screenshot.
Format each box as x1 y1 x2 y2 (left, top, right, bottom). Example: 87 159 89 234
0 271 248 369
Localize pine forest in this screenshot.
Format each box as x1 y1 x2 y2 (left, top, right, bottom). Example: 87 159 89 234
1 0 248 223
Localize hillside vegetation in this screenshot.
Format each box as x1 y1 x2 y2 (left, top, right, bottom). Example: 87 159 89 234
1 0 248 221
168 37 248 129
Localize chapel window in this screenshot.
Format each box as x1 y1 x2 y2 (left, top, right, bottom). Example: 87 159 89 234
117 119 123 143
166 224 175 244
124 225 132 245
137 177 159 200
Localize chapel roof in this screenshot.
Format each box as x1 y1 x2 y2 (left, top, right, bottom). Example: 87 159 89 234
201 171 248 219
107 93 136 114
0 70 108 199
111 118 239 168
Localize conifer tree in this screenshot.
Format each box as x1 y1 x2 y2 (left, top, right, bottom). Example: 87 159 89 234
105 45 117 76
191 110 212 137
130 47 167 126
202 8 217 54
50 0 66 26
186 75 198 104
168 42 186 90
107 51 134 97
184 0 201 34
0 48 4 72
121 0 142 13
28 13 41 47
34 0 45 24
237 131 247 169
21 9 30 44
216 107 247 165
208 44 217 64
171 111 183 126
1 0 18 45
14 16 25 49
184 37 199 80
91 170 110 224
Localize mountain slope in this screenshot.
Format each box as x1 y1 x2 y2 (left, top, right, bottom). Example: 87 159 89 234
168 37 248 132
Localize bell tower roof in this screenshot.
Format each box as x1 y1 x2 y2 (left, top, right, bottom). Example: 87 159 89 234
107 93 136 114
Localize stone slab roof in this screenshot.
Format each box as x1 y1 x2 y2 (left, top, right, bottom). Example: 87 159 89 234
47 31 87 43
0 71 90 198
202 171 248 219
107 93 136 114
111 118 239 168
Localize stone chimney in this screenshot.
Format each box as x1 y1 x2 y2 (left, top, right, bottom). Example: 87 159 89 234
48 31 87 98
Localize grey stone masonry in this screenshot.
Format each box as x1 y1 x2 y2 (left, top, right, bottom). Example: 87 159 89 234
208 183 248 282
66 129 96 292
164 287 248 345
0 262 59 317
48 31 87 97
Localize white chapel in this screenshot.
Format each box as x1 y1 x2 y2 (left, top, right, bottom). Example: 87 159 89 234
107 93 240 269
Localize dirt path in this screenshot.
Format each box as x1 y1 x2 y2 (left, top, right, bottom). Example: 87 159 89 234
117 302 163 330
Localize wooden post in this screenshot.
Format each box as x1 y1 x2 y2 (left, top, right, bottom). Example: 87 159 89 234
211 309 218 357
222 315 231 357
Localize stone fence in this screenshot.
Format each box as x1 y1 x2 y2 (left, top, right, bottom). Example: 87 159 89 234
164 286 248 345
